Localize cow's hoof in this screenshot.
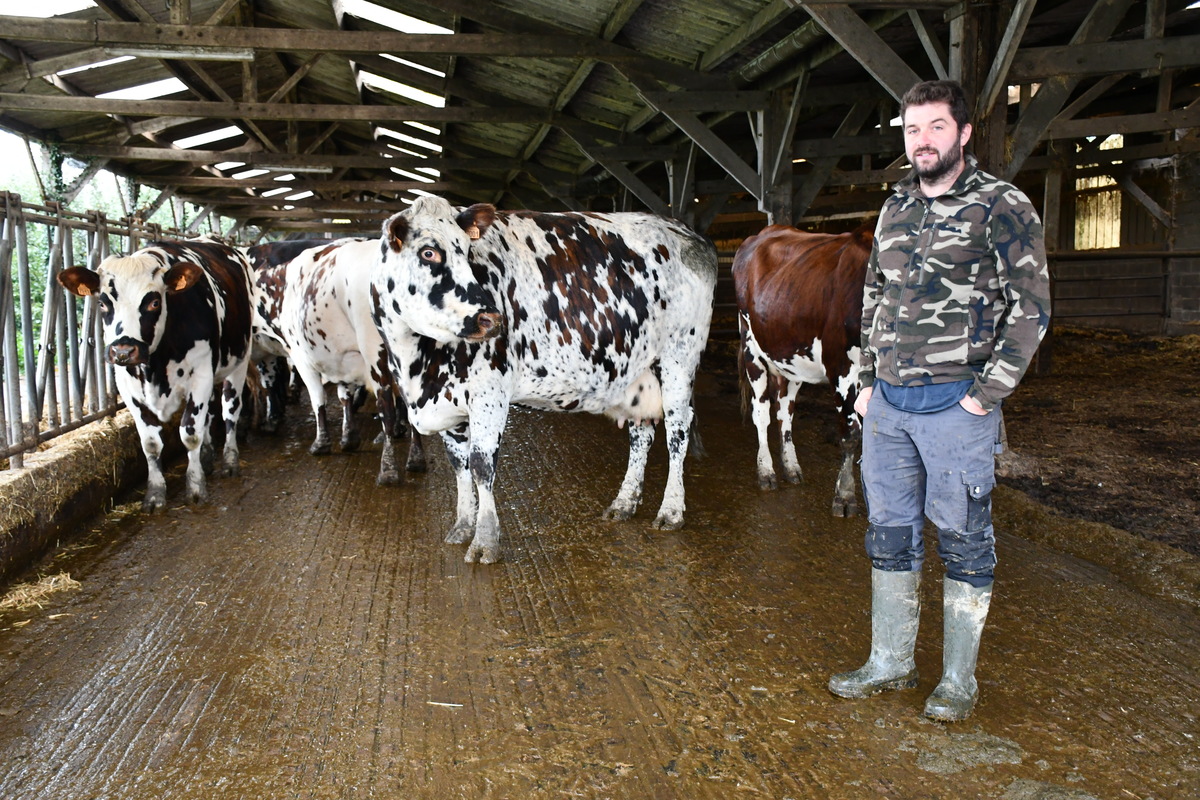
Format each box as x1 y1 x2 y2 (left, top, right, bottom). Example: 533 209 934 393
652 511 684 531
310 441 331 456
186 487 208 505
758 474 779 491
376 469 402 486
221 459 240 478
142 495 167 513
445 522 473 545
465 539 500 564
602 502 637 522
783 469 803 485
832 498 859 518
341 432 361 452
406 456 428 473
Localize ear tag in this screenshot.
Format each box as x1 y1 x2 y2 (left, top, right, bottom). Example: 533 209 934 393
466 225 481 240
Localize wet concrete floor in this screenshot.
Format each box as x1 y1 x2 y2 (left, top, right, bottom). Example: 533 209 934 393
0 377 1196 799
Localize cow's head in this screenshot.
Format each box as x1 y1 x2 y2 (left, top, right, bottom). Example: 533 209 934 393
58 250 204 366
376 196 503 343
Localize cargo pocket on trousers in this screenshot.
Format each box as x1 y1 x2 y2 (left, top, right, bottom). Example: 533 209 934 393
963 472 994 532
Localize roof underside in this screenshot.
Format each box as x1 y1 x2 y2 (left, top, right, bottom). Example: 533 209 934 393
2 0 1198 238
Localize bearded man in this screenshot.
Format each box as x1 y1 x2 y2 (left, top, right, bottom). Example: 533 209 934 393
828 80 1051 721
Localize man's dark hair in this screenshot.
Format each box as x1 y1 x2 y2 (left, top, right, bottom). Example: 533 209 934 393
900 80 971 130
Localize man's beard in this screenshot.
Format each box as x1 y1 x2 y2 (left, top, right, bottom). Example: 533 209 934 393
912 145 963 184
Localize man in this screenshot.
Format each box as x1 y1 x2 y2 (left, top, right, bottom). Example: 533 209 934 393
828 80 1050 721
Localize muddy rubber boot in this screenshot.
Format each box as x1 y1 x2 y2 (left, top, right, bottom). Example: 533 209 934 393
828 568 921 698
924 577 992 722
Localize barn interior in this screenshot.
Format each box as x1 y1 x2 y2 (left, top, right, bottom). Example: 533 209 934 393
2 1 1200 333
1 4 1200 798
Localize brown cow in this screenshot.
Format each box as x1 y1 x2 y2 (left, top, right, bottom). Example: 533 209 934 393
733 224 872 516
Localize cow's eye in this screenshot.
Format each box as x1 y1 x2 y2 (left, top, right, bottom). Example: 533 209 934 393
419 247 442 264
146 297 161 312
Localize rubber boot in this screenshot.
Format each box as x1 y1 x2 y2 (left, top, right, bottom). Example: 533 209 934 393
828 567 921 698
924 577 992 722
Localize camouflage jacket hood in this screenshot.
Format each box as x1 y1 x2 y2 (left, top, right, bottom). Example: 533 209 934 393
859 155 1051 411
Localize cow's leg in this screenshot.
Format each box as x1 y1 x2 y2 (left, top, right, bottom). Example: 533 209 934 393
832 381 862 517
130 399 169 512
180 381 216 505
373 386 402 486
603 423 654 521
295 366 332 455
741 330 779 490
653 339 705 530
464 409 507 564
777 377 804 485
217 360 250 478
260 355 289 434
338 384 362 452
398 400 427 473
834 431 861 517
441 426 477 546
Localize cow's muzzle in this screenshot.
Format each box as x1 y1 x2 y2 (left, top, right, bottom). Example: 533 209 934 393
463 311 505 341
107 339 147 366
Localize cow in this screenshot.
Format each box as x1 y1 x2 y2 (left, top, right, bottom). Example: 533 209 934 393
369 196 717 564
242 238 333 433
255 237 425 483
732 224 872 517
57 239 254 511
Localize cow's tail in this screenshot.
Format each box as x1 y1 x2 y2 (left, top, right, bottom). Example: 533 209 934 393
688 413 706 459
736 318 752 425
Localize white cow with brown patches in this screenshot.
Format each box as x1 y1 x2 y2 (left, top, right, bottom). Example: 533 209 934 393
370 196 717 563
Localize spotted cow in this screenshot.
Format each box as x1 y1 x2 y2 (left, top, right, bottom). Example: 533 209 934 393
242 238 333 433
733 224 872 516
257 237 424 483
58 239 254 511
370 196 718 563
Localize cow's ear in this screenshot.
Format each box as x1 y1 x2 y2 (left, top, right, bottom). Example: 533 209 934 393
384 213 409 254
57 267 100 298
164 262 204 293
457 203 496 241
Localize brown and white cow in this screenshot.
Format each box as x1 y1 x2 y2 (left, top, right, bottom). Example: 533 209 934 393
733 224 872 516
261 237 425 484
58 239 254 511
370 196 717 563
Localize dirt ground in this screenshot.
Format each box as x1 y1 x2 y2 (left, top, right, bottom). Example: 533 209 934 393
997 327 1200 558
0 370 1197 799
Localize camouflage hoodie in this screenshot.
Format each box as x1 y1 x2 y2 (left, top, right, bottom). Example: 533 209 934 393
859 155 1051 411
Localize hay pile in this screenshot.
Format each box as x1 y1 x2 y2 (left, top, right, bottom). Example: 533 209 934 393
0 572 80 612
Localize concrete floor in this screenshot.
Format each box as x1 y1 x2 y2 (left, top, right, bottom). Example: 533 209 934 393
0 382 1195 799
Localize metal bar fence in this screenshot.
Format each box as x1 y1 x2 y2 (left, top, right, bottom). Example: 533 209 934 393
0 192 214 469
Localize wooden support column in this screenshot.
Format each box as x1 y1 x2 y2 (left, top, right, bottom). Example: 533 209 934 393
756 78 804 225
947 0 1008 176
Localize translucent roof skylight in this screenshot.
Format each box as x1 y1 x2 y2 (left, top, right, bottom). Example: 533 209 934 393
98 78 187 101
232 168 270 180
340 0 452 34
261 187 293 198
173 125 244 149
377 126 442 153
380 54 447 78
57 55 135 77
360 71 445 108
390 167 435 183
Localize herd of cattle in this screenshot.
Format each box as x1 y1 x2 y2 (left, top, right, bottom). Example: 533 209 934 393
56 195 872 563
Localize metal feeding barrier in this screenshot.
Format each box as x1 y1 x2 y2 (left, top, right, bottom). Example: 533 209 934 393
0 192 221 470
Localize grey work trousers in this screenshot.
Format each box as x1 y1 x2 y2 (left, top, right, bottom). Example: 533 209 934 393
859 389 1002 587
